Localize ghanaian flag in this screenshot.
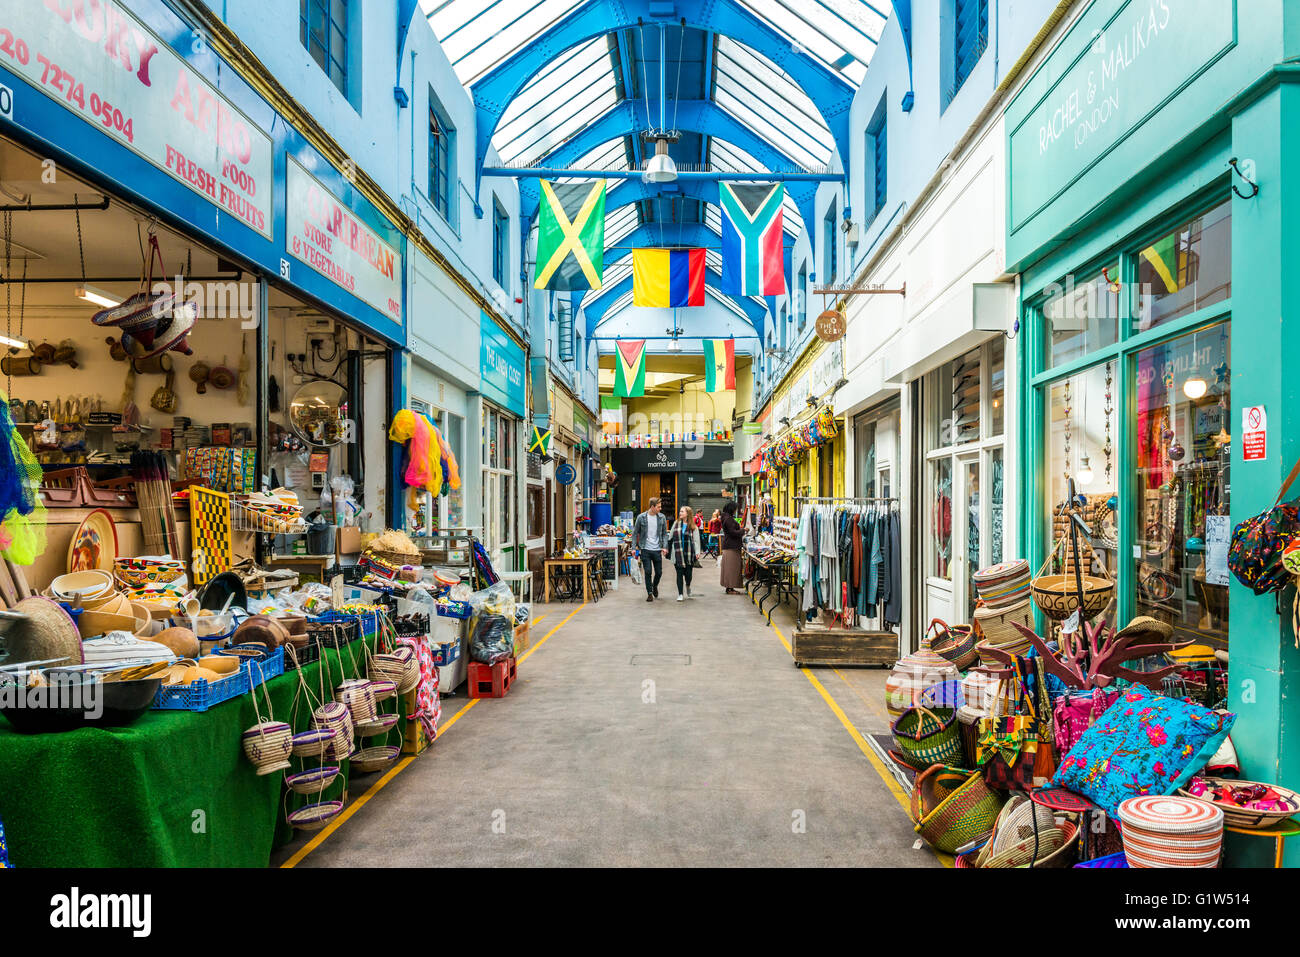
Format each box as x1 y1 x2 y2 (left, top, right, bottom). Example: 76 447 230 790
614 339 646 398
632 248 705 307
702 338 735 393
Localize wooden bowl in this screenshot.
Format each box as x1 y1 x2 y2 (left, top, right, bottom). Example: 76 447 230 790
197 654 241 677
77 609 140 638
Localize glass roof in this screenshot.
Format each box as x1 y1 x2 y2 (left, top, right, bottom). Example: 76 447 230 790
707 140 803 234
424 0 589 88
732 0 887 85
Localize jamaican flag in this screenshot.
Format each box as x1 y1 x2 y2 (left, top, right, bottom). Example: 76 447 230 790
1141 233 1182 294
534 180 607 291
614 339 646 398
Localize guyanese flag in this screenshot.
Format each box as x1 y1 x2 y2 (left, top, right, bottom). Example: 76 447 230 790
632 248 705 307
614 339 646 398
703 338 735 393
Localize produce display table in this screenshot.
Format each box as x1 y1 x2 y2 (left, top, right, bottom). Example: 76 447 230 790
0 633 398 868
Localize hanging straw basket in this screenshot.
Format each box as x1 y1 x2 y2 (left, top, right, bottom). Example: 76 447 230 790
891 705 964 771
350 745 401 773
354 713 400 738
926 619 979 671
1032 538 1115 621
291 727 338 759
370 678 398 703
973 600 1035 650
287 800 343 831
285 765 341 795
335 678 378 725
240 662 291 775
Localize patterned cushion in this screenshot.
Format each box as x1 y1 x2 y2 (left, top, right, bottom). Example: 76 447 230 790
1051 684 1235 815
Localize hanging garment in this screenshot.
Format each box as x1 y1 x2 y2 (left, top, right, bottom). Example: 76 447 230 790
857 510 870 618
878 507 893 615
884 508 903 628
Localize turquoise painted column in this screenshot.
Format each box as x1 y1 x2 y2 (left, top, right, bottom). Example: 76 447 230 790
1226 78 1300 866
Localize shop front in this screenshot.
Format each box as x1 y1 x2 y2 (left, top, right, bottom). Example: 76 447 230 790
765 339 845 518
478 310 527 572
1006 0 1297 861
611 445 733 524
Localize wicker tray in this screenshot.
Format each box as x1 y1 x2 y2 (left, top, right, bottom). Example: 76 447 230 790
350 745 400 773
1178 777 1300 829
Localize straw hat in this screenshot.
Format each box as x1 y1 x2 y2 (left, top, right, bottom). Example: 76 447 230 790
1 597 83 666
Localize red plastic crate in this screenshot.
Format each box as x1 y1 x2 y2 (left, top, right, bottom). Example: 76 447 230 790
468 657 517 699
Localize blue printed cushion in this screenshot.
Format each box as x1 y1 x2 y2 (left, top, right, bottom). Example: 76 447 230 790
1052 683 1235 815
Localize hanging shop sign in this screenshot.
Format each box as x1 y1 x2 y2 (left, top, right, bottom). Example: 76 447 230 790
2 0 274 237
287 157 401 322
611 445 733 474
556 463 578 486
815 308 846 343
479 311 526 418
1007 0 1234 236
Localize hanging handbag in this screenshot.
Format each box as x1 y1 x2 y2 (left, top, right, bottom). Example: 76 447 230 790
1229 454 1300 597
1030 656 1058 786
976 662 1037 792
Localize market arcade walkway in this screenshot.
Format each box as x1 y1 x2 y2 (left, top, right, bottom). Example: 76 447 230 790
276 561 937 868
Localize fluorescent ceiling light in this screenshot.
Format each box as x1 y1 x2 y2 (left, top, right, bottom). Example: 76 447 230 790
76 285 121 308
0 334 27 350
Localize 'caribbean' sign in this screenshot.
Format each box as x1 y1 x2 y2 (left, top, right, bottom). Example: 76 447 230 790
1008 0 1234 233
2 0 273 236
287 157 402 323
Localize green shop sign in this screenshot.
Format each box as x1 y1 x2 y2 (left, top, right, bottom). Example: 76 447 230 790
1007 0 1235 247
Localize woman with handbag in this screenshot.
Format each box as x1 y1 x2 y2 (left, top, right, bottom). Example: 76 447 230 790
719 501 745 593
666 506 702 601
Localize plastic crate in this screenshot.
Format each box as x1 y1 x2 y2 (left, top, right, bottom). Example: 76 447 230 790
468 656 517 699
307 615 362 650
430 640 461 667
151 646 285 711
1073 852 1129 868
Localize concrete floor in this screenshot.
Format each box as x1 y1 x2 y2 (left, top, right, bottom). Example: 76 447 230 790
276 559 941 867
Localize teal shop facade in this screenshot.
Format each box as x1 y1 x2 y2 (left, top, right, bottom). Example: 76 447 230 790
1007 0 1299 864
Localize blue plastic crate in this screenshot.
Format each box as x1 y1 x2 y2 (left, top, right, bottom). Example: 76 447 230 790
1073 851 1129 868
150 645 285 712
430 640 461 667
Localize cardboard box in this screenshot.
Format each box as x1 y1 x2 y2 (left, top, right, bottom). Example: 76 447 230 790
512 622 531 658
338 526 363 555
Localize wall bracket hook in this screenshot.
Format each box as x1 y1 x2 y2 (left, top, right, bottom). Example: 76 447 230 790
1229 157 1259 199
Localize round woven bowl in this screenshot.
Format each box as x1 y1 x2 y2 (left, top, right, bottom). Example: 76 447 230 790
241 721 293 775
291 727 338 759
287 800 344 831
354 713 400 738
350 745 400 773
370 678 398 703
1032 575 1114 621
1178 777 1300 830
285 765 341 795
311 702 355 759
973 600 1035 648
1117 795 1224 868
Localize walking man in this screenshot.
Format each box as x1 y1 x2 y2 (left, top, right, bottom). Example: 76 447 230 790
633 497 668 602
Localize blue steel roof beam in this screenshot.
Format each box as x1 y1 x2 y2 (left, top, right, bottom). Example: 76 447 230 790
516 101 817 226
583 267 767 335
469 0 854 201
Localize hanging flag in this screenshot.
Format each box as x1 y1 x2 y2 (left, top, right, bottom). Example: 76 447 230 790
614 339 646 397
534 180 607 290
1140 233 1182 294
632 248 706 307
719 183 785 296
529 425 552 456
702 338 736 393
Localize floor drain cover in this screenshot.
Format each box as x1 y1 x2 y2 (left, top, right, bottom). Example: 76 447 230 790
630 654 691 666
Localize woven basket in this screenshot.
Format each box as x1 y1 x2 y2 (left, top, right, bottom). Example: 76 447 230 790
287 800 343 831
367 548 421 567
285 765 341 795
370 678 398 703
957 820 1080 869
885 641 960 717
241 721 292 775
1032 538 1115 621
1117 795 1224 868
911 765 1004 854
351 745 401 773
1177 777 1300 830
335 678 377 725
975 797 1063 868
291 727 338 759
973 600 1035 650
927 619 979 671
354 713 400 738
892 706 964 771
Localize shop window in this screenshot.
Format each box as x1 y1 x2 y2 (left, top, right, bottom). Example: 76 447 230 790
926 346 981 451
1132 322 1230 642
492 198 508 290
856 418 877 499
429 94 455 224
990 337 1005 437
557 299 574 362
528 484 546 539
1044 264 1121 369
300 0 348 97
929 457 953 581
1134 200 1231 332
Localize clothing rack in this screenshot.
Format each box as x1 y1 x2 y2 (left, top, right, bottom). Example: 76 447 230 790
795 496 899 504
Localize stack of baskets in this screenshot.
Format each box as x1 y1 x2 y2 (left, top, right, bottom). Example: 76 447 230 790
971 560 1032 609
1116 795 1225 868
884 640 960 717
972 601 1035 663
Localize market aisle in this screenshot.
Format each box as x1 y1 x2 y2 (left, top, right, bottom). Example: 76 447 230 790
278 563 938 867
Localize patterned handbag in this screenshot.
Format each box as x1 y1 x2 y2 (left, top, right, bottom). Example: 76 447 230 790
911 764 1005 853
1228 454 1300 596
976 663 1038 791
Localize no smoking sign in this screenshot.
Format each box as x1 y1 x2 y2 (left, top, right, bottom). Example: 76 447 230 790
1243 405 1267 461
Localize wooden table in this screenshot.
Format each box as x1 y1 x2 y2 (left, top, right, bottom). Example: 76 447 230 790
544 557 596 603
1225 818 1300 868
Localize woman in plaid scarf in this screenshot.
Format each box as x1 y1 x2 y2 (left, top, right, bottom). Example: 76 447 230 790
666 506 702 602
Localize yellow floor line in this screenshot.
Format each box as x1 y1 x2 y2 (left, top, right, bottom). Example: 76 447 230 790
772 624 952 868
281 603 587 868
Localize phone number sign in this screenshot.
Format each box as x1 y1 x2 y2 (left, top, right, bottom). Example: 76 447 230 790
1 0 272 237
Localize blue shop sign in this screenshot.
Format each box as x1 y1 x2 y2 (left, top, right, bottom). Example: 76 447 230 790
479 311 525 418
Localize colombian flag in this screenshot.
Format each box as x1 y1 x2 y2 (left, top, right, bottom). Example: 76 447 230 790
632 248 706 307
703 339 736 393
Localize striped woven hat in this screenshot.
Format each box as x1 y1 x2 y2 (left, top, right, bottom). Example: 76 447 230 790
972 559 1032 608
1117 796 1224 868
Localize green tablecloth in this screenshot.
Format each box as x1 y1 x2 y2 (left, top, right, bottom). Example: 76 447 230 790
0 635 402 867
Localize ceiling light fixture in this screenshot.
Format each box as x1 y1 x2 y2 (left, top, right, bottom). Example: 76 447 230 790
0 333 28 351
643 137 678 185
75 284 122 309
1184 376 1208 400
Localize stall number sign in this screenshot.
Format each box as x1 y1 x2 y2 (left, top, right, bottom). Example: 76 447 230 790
287 157 402 323
1 1 273 237
1243 406 1266 461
